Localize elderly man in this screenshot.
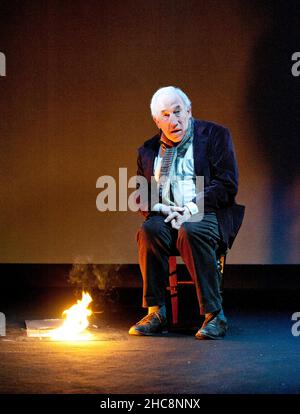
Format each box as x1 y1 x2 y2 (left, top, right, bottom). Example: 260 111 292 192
129 86 244 339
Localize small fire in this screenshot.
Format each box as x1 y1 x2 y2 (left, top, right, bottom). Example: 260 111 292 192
50 291 93 341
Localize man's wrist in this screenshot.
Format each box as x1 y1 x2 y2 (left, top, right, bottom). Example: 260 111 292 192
152 203 164 212
184 202 198 216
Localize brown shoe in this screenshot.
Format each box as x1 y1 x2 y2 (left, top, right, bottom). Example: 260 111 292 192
128 312 168 336
195 313 228 340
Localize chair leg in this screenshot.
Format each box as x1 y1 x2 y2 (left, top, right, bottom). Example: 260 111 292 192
218 254 226 295
168 256 178 325
169 252 227 326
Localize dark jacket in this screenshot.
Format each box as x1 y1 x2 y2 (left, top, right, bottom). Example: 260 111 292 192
136 119 245 249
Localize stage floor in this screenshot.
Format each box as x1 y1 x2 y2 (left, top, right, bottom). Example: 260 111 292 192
0 288 299 394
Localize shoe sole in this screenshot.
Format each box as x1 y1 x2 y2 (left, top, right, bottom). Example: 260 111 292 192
195 333 225 340
129 329 168 336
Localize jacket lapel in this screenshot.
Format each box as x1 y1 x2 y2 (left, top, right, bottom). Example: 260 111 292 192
144 149 157 182
142 137 160 182
193 121 210 182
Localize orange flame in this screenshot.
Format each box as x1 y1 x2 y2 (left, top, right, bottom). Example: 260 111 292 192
50 291 93 341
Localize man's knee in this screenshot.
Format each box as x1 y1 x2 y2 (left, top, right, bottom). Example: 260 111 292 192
137 217 165 243
177 222 198 242
177 221 219 251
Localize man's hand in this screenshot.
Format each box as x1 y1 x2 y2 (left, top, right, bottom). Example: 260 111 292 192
159 204 185 217
164 206 192 230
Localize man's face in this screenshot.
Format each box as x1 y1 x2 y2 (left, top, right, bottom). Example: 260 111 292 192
153 92 192 143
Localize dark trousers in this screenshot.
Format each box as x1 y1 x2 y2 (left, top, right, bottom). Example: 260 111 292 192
137 212 222 315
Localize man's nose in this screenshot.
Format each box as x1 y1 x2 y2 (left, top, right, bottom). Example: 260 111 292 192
169 113 179 126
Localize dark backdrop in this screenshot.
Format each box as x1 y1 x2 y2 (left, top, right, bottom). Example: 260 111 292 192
0 0 299 264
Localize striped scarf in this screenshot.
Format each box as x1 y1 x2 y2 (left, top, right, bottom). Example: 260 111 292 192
158 118 194 206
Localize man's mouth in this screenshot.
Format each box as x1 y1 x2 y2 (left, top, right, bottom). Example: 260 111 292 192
171 129 181 134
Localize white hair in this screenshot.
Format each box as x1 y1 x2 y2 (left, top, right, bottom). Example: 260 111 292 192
150 86 192 118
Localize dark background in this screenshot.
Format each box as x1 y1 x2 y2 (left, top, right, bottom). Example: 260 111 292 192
1 0 300 265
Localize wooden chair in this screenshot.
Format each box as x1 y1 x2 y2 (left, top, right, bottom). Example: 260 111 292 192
167 248 227 325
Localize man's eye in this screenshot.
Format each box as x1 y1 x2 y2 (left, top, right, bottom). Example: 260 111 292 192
174 111 180 115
